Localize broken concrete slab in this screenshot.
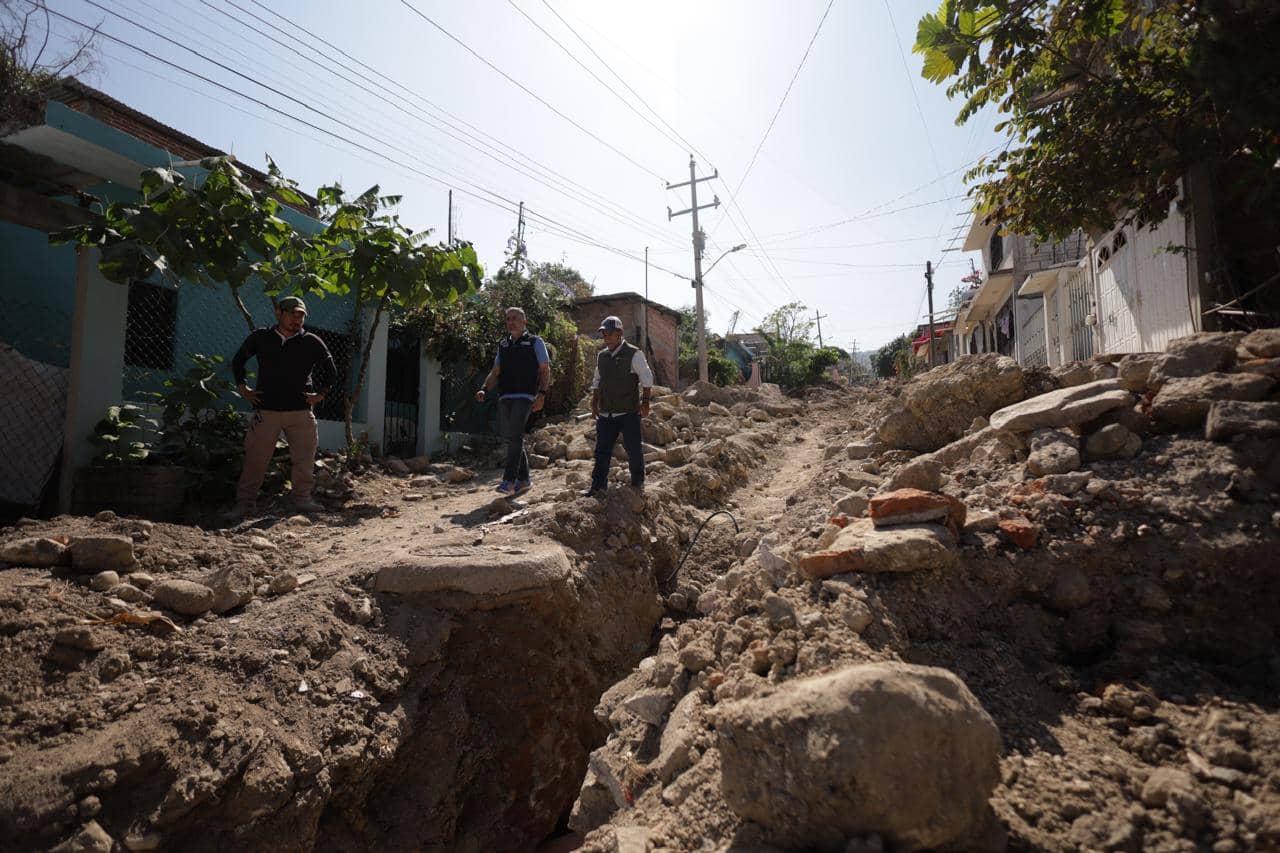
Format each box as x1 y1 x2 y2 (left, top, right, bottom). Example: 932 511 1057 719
0 536 68 567
1148 331 1245 390
1205 400 1280 441
1151 372 1274 428
875 353 1026 451
989 379 1131 432
798 518 956 579
373 539 572 603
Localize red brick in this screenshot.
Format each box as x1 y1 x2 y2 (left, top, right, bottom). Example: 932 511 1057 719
997 517 1039 549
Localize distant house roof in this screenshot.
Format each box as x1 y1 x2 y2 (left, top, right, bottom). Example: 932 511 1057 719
574 291 682 320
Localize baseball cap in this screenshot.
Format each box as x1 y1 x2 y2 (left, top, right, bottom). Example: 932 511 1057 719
277 296 307 313
599 315 623 332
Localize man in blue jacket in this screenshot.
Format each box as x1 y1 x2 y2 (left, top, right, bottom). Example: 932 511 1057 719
475 307 551 495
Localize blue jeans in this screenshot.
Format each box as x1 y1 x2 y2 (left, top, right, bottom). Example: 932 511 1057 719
591 412 644 490
499 397 533 482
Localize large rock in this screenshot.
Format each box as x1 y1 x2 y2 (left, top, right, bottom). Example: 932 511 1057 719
0 536 68 567
798 518 956 579
373 538 572 606
1150 373 1274 428
875 354 1026 451
69 535 135 573
1084 423 1142 459
1025 428 1081 476
1116 353 1159 393
641 419 677 446
1148 331 1244 390
1205 400 1280 441
989 379 1131 432
150 579 215 616
868 489 964 530
716 662 1002 851
881 457 942 493
681 380 732 406
1240 328 1280 359
203 565 256 613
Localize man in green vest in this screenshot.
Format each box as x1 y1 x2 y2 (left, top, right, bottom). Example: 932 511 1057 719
585 315 653 497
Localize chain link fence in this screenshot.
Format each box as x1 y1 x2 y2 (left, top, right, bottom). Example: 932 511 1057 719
121 282 360 422
0 296 71 517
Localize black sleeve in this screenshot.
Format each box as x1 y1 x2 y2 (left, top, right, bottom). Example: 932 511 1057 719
311 335 338 395
231 330 258 385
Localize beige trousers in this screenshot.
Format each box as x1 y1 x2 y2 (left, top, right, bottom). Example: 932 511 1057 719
235 409 318 506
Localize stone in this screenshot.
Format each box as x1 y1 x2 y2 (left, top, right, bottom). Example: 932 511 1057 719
642 418 678 446
150 579 216 616
445 466 475 484
402 454 432 474
69 535 135 572
846 441 878 460
682 379 733 406
269 571 299 595
678 640 714 672
55 626 105 651
664 444 694 466
203 565 256 613
988 379 1131 432
0 536 68 567
1237 357 1280 380
842 599 874 633
621 688 674 726
837 470 882 492
51 820 113 853
1142 767 1198 808
763 593 797 629
1205 400 1280 441
997 517 1038 549
1116 353 1159 393
129 572 155 590
876 353 1026 451
88 571 120 592
373 538 573 606
1148 331 1244 390
108 583 147 604
1241 328 1280 359
1053 362 1094 387
708 401 732 417
868 488 965 530
798 518 956 579
246 535 277 551
1026 428 1081 476
1151 373 1274 428
881 457 942 493
919 425 1022 469
716 662 1001 851
748 408 770 422
527 453 550 470
386 458 411 475
1089 361 1118 381
1084 423 1142 459
833 493 869 518
653 691 703 782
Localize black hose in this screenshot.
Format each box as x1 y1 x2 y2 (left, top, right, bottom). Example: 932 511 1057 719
664 510 740 583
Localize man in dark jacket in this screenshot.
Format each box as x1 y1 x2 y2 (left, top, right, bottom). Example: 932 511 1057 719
228 296 337 518
586 315 653 497
475 307 551 495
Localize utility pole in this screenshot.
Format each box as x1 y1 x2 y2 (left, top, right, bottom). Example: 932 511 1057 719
667 157 719 382
814 310 829 348
447 189 454 245
515 201 527 275
925 260 936 368
642 246 649 358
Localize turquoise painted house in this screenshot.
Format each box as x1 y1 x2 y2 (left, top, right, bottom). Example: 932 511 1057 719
0 79 452 516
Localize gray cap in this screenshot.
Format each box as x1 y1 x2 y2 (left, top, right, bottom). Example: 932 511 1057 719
598 315 623 332
277 295 307 313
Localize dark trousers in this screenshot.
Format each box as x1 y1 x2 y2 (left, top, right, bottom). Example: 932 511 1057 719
591 412 644 490
499 397 533 482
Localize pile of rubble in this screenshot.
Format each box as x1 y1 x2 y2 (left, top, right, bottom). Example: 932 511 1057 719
573 331 1279 853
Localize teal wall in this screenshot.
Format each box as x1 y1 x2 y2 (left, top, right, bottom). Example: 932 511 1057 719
1 101 361 417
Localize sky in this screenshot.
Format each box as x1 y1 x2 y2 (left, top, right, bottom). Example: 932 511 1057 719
40 0 999 352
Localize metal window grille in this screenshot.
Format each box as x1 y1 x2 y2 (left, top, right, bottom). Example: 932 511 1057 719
124 281 177 371
0 297 71 517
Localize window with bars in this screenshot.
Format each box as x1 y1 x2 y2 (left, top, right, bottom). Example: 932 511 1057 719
124 281 178 370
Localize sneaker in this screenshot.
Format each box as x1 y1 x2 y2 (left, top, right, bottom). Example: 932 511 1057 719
581 486 606 499
514 479 532 495
496 481 515 495
292 499 325 514
221 503 254 524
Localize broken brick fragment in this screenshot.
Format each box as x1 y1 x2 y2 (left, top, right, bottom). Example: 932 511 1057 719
997 517 1039 549
869 488 966 533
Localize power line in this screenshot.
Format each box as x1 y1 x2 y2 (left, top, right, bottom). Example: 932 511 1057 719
504 0 689 158
753 196 969 245
882 0 942 177
45 5 691 283
723 0 836 207
397 0 666 182
199 0 684 249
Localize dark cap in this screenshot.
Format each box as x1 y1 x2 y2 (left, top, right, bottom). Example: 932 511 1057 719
277 296 307 313
598 315 623 332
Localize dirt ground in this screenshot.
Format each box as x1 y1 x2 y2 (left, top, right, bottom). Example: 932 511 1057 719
1 371 1279 852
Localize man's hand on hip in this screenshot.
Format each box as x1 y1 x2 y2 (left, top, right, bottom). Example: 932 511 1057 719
305 393 324 407
238 383 263 405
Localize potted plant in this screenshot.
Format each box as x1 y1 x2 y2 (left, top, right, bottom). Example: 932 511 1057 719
72 404 185 520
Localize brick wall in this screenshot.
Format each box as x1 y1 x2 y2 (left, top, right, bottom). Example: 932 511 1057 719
572 296 680 389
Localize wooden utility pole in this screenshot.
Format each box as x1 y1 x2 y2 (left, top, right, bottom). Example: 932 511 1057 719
814 310 829 348
925 260 937 367
447 189 454 245
667 157 720 382
515 201 527 275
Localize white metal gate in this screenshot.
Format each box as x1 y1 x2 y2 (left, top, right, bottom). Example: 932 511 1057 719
1064 265 1095 360
1018 297 1047 367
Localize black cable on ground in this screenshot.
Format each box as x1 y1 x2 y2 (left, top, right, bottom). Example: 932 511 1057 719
665 510 739 584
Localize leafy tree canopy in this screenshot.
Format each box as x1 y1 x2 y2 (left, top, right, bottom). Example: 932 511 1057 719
914 0 1280 241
